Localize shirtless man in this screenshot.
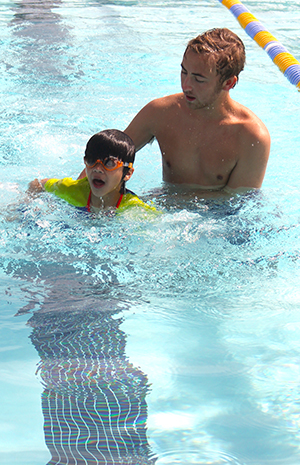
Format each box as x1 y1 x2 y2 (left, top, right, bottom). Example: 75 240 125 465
124 28 270 194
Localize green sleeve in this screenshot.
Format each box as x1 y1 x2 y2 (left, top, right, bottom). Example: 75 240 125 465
44 177 90 207
118 192 160 216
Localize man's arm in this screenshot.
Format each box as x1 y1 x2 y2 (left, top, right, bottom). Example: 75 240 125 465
225 121 271 192
124 100 159 151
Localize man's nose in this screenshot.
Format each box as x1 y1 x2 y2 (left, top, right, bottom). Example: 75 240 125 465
182 74 192 91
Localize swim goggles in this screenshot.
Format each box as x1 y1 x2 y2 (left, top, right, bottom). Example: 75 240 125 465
84 156 133 171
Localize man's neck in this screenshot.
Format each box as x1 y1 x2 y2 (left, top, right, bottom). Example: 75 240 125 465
183 92 234 121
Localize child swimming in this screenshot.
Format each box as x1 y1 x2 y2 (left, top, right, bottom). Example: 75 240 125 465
28 129 156 214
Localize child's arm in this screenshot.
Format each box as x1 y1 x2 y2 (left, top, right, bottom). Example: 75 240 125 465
27 178 49 194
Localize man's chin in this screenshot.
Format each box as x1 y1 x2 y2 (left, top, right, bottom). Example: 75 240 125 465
185 99 208 111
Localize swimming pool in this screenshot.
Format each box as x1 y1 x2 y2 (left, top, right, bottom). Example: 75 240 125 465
1 0 300 464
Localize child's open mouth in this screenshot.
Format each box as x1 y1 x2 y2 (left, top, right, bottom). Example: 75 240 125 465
92 179 105 188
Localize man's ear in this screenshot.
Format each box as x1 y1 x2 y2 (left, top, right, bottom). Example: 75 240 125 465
123 167 134 182
222 76 237 91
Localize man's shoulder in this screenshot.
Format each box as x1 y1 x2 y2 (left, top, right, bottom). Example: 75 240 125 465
137 93 185 129
125 94 184 149
229 100 270 144
146 93 184 111
230 102 271 170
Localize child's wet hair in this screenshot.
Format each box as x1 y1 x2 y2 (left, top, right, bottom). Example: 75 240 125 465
84 129 135 194
84 129 135 166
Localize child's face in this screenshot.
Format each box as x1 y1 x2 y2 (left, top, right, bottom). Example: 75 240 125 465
85 160 133 209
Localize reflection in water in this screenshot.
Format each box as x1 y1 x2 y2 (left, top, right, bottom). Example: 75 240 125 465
9 0 78 86
12 0 63 24
28 304 155 464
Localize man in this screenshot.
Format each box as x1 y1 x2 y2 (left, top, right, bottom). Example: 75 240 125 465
125 28 270 194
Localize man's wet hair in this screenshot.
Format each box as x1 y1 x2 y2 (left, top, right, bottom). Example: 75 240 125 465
185 28 246 86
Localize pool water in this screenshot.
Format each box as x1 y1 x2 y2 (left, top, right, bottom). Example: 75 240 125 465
1 1 300 464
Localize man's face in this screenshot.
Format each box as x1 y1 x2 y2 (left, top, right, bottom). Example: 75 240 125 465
180 49 223 110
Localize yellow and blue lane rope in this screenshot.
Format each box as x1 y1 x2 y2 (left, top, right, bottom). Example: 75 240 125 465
218 0 300 90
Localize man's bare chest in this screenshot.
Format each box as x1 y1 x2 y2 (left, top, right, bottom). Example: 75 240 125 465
156 118 239 185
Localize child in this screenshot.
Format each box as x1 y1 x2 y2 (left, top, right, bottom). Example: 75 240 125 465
28 129 156 214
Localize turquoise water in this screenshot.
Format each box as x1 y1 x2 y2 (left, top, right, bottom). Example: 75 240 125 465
1 1 300 464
